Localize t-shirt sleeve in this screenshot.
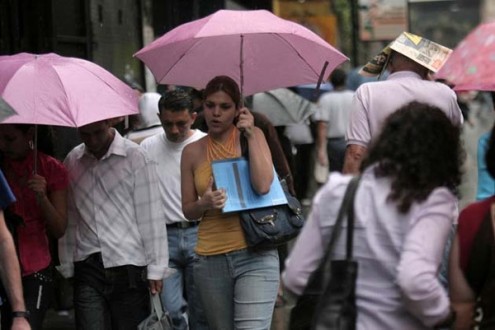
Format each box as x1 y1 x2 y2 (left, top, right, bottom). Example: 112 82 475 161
346 89 371 147
0 169 15 210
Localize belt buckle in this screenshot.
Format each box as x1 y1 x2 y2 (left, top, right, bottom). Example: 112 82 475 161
177 222 189 229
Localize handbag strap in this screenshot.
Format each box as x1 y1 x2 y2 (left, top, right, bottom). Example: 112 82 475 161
150 293 164 319
321 175 361 283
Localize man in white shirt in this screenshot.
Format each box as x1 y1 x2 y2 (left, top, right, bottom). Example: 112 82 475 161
141 90 207 329
59 120 170 329
315 68 354 173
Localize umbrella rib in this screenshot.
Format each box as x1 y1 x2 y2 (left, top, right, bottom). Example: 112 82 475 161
272 33 321 78
155 40 205 85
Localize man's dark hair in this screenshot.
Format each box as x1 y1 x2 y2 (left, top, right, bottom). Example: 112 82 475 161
330 68 347 88
158 89 193 114
361 101 463 213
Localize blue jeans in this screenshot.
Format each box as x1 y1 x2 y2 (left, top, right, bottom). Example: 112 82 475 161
161 225 208 330
73 253 149 330
193 248 280 330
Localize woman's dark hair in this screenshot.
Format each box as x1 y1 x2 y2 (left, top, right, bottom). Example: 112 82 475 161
11 124 54 155
361 101 463 213
203 76 241 109
485 123 495 179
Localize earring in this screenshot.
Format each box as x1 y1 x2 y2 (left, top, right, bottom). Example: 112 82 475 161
29 140 34 150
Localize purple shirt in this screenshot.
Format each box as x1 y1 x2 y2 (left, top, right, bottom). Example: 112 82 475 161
346 71 463 147
283 170 457 329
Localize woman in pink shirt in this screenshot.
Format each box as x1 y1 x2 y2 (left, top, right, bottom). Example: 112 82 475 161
284 102 462 329
0 124 68 330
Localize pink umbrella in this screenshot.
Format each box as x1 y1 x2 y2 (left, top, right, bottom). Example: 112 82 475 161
0 52 138 127
134 9 348 96
435 22 495 91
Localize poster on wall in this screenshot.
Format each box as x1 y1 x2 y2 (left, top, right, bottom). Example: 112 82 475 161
359 0 408 41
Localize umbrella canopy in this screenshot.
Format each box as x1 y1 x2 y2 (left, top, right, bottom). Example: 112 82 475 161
0 96 17 123
0 53 139 127
135 9 348 96
435 22 495 91
252 88 316 126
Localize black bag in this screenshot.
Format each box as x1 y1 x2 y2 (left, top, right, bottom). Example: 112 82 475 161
240 179 305 248
289 176 360 330
238 134 305 248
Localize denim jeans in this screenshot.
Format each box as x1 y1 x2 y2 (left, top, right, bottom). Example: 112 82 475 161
161 225 208 330
193 248 279 330
73 253 149 330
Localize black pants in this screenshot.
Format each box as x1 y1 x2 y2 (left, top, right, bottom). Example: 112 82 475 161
1 267 54 330
73 253 149 330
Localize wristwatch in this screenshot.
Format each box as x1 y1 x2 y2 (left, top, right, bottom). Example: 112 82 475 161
12 311 30 320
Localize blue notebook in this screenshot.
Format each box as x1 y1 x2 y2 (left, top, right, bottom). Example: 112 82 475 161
211 157 288 213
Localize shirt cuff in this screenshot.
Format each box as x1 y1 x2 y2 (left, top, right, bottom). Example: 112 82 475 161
146 265 176 280
56 263 74 279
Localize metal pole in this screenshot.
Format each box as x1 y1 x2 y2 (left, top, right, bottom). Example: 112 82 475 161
351 0 359 67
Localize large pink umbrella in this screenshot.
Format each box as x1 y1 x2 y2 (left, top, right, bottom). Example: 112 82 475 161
134 9 348 96
435 22 495 91
0 52 138 127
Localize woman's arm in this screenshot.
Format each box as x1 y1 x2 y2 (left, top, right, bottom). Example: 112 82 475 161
237 108 273 194
396 189 454 328
181 143 226 220
449 234 476 330
28 174 67 238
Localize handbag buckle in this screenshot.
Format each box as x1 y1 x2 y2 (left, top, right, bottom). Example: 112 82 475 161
260 214 276 226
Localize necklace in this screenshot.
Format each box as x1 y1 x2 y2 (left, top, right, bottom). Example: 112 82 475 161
207 128 238 161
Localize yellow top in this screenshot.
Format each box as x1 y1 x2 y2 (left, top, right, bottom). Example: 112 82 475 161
194 128 247 255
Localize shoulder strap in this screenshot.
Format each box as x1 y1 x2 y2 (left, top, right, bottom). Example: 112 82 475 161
320 176 360 284
302 176 361 295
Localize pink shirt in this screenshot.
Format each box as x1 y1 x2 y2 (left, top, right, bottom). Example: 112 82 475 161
347 71 463 147
4 151 68 276
283 170 457 329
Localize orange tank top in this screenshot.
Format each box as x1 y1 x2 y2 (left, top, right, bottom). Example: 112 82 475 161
194 128 247 255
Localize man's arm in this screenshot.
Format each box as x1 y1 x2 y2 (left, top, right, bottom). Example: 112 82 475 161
316 121 329 166
342 144 367 174
0 210 30 329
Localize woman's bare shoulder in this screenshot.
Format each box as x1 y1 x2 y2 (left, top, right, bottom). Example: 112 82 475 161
183 135 208 164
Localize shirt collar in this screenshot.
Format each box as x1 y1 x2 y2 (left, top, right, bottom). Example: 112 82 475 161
387 71 422 80
78 128 127 160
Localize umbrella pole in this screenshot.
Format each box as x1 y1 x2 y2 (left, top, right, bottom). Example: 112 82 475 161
240 34 244 107
313 61 329 101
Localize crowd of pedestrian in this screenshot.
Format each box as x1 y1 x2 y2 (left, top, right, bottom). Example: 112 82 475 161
1 29 495 330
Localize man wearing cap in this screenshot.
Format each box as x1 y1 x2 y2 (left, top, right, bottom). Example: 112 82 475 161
140 90 208 329
343 32 463 174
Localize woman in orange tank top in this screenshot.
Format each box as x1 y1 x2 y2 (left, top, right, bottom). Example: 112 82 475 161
181 75 280 329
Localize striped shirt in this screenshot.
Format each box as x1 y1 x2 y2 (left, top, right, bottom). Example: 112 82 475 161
58 130 170 280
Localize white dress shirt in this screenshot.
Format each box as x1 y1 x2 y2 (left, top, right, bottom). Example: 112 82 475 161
58 130 170 280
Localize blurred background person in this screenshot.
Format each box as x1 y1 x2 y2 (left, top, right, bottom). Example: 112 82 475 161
125 92 163 144
449 118 495 329
315 68 354 173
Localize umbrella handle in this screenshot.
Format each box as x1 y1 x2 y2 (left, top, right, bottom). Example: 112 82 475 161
313 61 329 101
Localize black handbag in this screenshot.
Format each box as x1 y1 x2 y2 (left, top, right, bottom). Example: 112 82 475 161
239 178 305 248
238 134 305 248
289 176 360 330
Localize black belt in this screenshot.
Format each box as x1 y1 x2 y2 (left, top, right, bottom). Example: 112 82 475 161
167 221 199 229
